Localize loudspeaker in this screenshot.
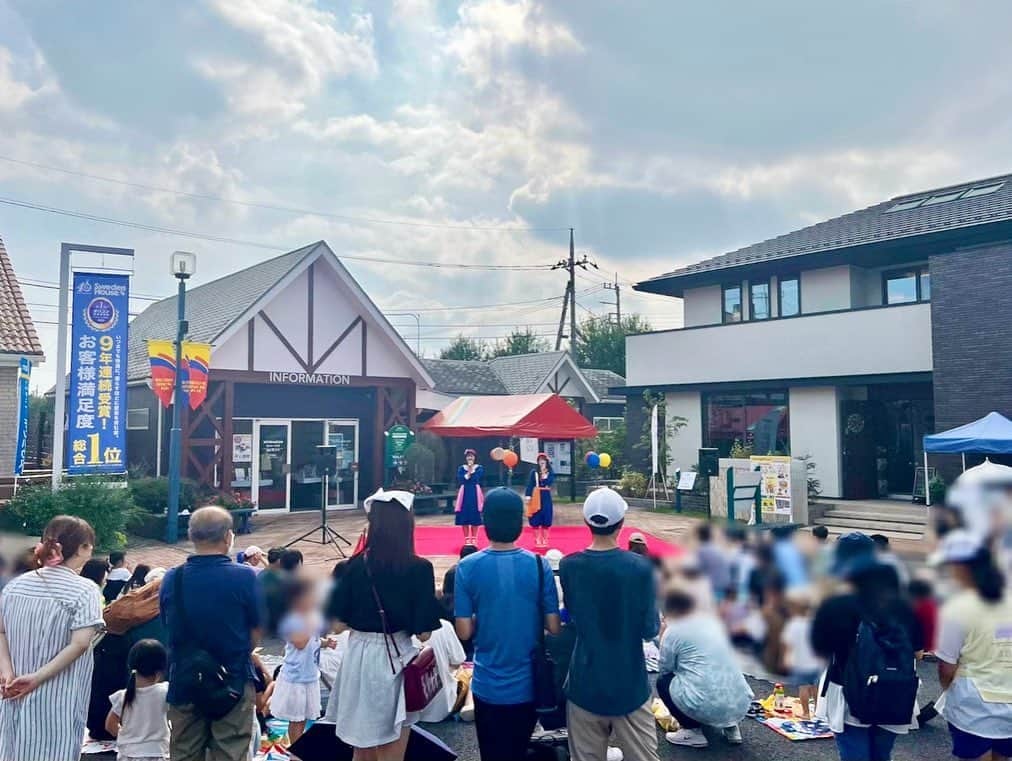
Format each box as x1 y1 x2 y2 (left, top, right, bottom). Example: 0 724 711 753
315 445 338 477
287 722 457 761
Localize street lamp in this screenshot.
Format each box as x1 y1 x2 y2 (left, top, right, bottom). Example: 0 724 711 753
166 251 196 543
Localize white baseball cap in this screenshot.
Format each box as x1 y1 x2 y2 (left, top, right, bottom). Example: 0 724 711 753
583 487 628 529
364 488 414 513
545 548 564 571
930 529 983 566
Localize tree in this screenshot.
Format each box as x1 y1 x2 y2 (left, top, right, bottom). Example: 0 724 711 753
489 328 549 358
574 314 651 375
439 334 488 361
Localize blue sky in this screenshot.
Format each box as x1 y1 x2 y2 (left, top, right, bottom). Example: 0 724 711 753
2 0 1012 390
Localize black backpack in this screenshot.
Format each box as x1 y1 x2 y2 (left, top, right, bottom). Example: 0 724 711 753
171 567 245 720
842 618 918 726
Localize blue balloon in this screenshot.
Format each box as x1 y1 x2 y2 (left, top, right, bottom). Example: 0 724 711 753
587 452 601 468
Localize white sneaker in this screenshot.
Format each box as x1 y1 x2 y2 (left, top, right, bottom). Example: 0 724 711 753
606 747 624 761
665 728 709 748
722 724 743 744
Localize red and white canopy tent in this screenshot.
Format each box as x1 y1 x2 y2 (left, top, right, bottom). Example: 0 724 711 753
422 393 598 439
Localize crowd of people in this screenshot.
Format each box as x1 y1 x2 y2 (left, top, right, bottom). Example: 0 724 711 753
0 462 1008 761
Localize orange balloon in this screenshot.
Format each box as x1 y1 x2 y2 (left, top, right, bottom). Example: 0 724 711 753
503 450 519 468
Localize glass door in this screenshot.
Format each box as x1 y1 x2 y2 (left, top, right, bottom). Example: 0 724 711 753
254 420 290 510
326 420 359 508
290 421 326 511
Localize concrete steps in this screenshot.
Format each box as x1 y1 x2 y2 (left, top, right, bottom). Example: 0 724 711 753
813 499 927 542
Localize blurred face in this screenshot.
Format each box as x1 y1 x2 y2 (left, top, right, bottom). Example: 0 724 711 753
538 457 548 470
465 453 475 465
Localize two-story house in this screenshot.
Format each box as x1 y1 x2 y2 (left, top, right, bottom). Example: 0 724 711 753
623 174 1012 500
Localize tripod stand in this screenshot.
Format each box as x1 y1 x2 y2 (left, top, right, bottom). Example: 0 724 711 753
286 472 353 557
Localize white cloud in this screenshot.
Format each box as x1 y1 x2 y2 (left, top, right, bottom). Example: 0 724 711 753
445 0 582 87
0 47 38 111
200 0 377 120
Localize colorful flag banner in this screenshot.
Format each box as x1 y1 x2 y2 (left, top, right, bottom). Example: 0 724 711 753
182 342 211 410
147 340 177 409
67 272 129 474
13 358 31 475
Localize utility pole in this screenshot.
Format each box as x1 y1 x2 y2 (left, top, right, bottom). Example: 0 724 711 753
551 228 597 358
602 273 621 325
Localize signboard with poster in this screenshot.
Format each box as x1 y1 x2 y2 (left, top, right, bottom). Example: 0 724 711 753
542 440 571 475
751 454 792 515
519 437 539 464
67 272 129 474
384 424 415 469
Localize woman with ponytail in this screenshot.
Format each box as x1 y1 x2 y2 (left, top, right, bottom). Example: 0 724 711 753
934 529 1012 760
0 515 104 761
105 639 169 761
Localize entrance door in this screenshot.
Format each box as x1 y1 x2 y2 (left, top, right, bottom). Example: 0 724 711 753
841 401 877 499
326 420 359 508
290 420 326 511
254 421 290 510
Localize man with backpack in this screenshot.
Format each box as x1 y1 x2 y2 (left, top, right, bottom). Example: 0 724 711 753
811 532 923 761
454 488 561 761
160 507 263 761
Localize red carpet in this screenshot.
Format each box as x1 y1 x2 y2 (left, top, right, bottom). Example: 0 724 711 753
412 525 682 558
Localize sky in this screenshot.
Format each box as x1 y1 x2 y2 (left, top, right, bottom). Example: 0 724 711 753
3 0 1012 391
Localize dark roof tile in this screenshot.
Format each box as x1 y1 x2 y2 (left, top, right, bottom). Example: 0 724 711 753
0 236 44 357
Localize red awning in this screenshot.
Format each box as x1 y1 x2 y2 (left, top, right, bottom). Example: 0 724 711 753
422 394 598 439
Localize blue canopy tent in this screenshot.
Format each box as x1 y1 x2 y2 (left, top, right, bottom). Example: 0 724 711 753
922 411 1012 504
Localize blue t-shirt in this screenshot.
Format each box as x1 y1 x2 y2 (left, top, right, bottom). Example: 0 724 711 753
279 611 322 684
454 548 559 705
560 548 659 716
160 555 263 705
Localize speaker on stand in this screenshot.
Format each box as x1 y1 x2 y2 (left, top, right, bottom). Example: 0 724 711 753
285 445 352 556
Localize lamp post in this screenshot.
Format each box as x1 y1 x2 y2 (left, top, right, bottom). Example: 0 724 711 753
166 251 196 543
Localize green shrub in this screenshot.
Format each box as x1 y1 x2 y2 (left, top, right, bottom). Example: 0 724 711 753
928 476 947 505
618 470 648 498
129 477 198 514
8 479 139 551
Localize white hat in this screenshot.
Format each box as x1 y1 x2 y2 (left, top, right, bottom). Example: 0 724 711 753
545 548 564 571
244 545 264 559
364 488 414 513
144 567 166 584
583 487 627 529
955 458 1012 489
930 529 983 566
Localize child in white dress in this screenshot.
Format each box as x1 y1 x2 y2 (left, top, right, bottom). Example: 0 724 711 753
105 639 170 761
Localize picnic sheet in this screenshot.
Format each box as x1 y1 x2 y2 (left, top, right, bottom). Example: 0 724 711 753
754 715 833 741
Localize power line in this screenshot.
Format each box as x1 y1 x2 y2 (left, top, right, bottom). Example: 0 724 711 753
0 196 558 271
0 154 571 233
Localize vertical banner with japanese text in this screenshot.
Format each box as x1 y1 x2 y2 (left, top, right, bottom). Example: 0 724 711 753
182 342 211 410
147 339 176 408
13 358 31 475
67 272 129 474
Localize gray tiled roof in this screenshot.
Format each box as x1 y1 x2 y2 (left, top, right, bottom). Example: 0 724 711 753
0 236 44 357
422 358 508 395
639 172 1012 288
126 242 320 379
581 368 626 401
488 351 567 394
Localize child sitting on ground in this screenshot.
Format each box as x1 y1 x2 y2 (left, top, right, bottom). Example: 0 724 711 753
270 578 335 744
105 639 170 761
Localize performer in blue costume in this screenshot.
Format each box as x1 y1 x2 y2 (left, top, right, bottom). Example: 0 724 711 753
525 452 556 548
455 449 484 545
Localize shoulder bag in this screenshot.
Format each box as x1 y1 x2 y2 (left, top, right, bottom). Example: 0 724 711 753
363 553 443 712
170 567 244 720
533 554 558 714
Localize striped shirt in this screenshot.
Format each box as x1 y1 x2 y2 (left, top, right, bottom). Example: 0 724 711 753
0 566 104 761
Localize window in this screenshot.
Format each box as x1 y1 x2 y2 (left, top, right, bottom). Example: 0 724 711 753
126 408 150 430
923 190 963 206
722 285 742 323
749 281 770 320
778 276 800 317
593 417 624 433
704 391 789 457
961 182 1004 199
886 198 924 213
884 266 930 304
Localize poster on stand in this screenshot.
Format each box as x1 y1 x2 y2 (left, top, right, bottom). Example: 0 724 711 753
543 441 572 475
519 437 539 464
751 455 792 515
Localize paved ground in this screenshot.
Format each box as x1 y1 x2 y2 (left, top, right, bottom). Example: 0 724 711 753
121 503 705 585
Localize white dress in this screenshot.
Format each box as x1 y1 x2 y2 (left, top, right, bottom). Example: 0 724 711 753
0 566 104 761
